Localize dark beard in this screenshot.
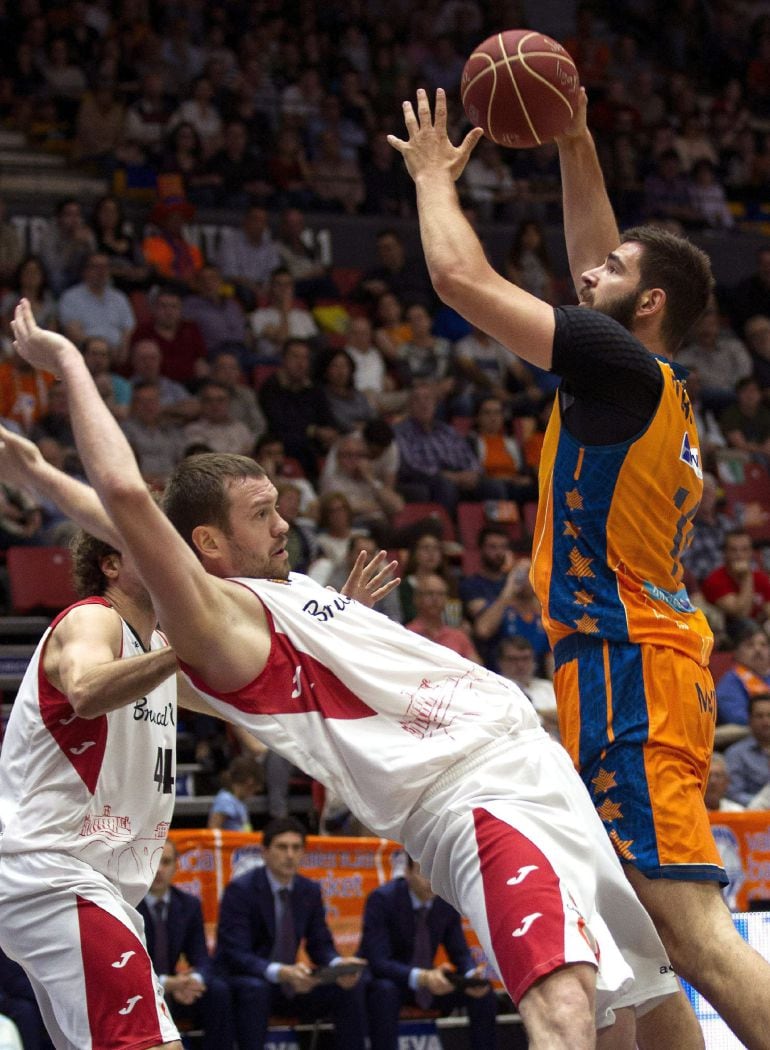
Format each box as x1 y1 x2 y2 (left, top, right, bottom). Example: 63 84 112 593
598 288 640 332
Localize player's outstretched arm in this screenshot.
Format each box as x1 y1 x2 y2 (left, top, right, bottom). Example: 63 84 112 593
389 89 555 370
48 603 178 718
10 301 241 673
555 88 620 294
0 423 120 546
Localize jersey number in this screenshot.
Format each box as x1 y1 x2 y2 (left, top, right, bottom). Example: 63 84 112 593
153 747 175 794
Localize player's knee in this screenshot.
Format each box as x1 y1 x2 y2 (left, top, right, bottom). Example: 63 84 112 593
519 966 595 1049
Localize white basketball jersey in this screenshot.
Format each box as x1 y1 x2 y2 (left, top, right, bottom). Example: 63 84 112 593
0 599 177 905
180 573 539 840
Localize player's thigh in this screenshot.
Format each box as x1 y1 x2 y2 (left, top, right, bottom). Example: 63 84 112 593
623 866 734 966
0 853 179 1050
412 740 634 1014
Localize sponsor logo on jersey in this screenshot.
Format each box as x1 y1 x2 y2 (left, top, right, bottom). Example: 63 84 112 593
118 995 143 1015
511 912 542 938
111 951 136 969
70 741 96 755
506 865 539 886
679 433 703 479
642 580 697 614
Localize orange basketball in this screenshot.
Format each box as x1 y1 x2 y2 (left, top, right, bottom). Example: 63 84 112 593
461 29 580 149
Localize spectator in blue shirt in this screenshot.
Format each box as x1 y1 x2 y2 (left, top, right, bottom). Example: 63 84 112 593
725 694 770 806
394 382 504 512
208 755 263 831
717 622 770 727
58 252 135 363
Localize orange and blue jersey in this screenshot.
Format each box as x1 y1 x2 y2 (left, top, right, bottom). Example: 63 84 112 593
530 307 722 880
531 311 713 668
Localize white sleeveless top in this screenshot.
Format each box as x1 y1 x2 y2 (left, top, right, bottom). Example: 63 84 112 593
180 572 539 841
0 599 177 905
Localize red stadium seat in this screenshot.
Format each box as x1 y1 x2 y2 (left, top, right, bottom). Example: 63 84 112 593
391 503 456 542
719 461 770 543
252 363 279 390
7 546 78 614
709 650 734 686
457 501 522 551
330 266 362 299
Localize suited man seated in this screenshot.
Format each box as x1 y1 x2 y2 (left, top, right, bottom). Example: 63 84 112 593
0 947 53 1050
138 839 235 1050
215 816 367 1050
359 855 498 1050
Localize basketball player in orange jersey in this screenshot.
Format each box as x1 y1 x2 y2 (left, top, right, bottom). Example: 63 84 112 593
387 85 770 1050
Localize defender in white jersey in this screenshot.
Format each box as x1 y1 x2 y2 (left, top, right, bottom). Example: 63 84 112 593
0 530 182 1050
12 303 681 1050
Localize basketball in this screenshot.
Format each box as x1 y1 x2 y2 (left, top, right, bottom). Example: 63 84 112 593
461 29 580 149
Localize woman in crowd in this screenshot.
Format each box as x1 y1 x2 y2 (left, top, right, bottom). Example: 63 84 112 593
399 527 464 628
307 491 362 586
320 347 375 433
91 194 148 292
468 395 538 508
505 219 557 304
1 255 58 342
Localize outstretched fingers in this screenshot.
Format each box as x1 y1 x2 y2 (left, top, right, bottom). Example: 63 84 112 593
402 98 419 138
415 87 432 127
459 126 485 163
433 87 447 133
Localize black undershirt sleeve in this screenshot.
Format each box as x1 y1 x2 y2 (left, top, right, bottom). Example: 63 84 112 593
550 305 664 445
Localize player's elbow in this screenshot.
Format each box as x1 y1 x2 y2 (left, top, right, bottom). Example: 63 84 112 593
101 471 155 515
431 263 481 311
69 684 106 719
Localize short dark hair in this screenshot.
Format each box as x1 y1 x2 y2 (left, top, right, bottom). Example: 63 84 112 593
254 432 284 455
734 621 767 648
362 418 394 449
723 528 752 551
69 529 120 597
477 524 511 546
749 692 770 716
262 816 306 848
498 635 534 657
162 452 266 551
736 375 760 393
620 225 714 354
222 755 262 790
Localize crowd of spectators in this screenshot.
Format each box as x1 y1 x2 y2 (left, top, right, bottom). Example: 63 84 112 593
2 4 770 1044
1 2 770 227
4 2 770 800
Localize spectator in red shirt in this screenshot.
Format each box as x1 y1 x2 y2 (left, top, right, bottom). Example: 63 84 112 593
131 286 208 386
406 573 481 663
702 529 770 637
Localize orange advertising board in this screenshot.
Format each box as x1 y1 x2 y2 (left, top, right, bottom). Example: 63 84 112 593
169 812 770 976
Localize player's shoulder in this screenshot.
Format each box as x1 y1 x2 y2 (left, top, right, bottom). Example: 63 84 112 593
50 598 121 636
555 304 646 349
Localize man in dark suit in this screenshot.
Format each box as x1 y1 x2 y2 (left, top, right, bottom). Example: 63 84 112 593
359 855 498 1050
215 816 367 1050
138 839 234 1050
0 947 53 1050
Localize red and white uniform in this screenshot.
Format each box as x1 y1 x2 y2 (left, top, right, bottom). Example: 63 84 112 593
0 599 179 1050
180 573 678 1021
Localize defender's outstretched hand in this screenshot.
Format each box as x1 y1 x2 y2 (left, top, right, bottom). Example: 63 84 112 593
11 298 77 373
340 549 400 607
388 87 484 183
